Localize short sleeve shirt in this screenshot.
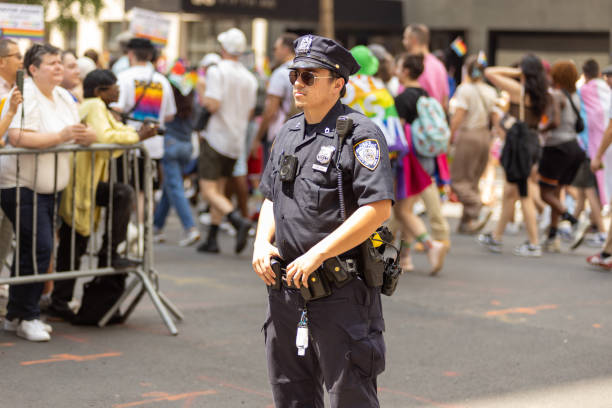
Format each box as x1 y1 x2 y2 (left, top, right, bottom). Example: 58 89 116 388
203 59 258 159
450 82 497 130
418 53 449 108
0 78 79 193
266 61 293 142
260 101 394 263
113 64 177 158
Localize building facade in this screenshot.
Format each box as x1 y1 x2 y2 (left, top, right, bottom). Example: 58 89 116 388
402 0 612 69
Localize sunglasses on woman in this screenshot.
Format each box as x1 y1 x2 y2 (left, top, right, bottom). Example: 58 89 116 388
289 70 333 86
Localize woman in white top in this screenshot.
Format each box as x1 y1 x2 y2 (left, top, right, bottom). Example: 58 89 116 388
1 43 96 342
449 55 498 234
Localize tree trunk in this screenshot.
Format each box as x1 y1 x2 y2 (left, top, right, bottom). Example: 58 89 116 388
319 0 334 39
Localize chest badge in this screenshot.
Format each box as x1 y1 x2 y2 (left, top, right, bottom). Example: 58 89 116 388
313 145 335 173
354 139 381 171
316 145 335 165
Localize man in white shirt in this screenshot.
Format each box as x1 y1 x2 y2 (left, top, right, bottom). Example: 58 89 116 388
197 28 257 254
250 33 297 163
0 38 23 298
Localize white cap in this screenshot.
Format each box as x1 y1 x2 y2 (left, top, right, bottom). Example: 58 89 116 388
199 53 221 68
115 30 134 45
217 28 247 56
77 57 96 80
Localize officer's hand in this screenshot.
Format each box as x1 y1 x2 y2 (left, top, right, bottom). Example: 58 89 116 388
252 240 281 286
286 251 323 289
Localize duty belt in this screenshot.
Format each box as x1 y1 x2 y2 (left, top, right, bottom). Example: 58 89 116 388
270 257 359 302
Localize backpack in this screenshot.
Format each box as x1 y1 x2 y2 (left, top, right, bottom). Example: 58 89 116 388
72 274 126 326
500 121 538 182
411 96 450 157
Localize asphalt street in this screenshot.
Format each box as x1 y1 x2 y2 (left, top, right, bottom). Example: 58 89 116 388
3 210 612 408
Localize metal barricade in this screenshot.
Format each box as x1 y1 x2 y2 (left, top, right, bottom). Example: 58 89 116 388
0 143 182 335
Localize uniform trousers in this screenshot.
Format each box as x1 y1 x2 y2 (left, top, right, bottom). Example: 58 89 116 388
264 277 385 408
450 128 491 222
420 183 450 241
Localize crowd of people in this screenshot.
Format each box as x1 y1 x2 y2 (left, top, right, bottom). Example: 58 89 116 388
0 22 612 343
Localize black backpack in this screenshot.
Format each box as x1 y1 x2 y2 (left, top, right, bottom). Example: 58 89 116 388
72 274 126 325
500 121 539 182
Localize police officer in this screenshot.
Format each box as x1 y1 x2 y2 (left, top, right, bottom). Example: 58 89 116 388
252 35 394 408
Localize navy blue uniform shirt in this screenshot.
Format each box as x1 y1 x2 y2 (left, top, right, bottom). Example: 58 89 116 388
260 100 394 264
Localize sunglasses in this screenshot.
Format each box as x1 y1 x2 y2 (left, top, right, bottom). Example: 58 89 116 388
1 52 21 60
289 70 333 86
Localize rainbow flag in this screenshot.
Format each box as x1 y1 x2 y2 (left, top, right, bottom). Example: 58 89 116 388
135 33 166 47
477 50 488 67
1 27 44 41
450 37 467 57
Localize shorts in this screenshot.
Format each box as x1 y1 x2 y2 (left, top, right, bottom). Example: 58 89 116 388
538 140 585 187
198 138 237 180
571 158 598 188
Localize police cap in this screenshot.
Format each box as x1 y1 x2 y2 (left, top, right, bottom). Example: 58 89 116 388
290 35 360 81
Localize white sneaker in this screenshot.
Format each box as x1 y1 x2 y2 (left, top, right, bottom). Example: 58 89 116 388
4 318 52 334
3 317 18 331
513 242 542 257
153 229 166 244
543 236 561 253
16 319 51 341
178 228 201 247
427 240 447 276
570 219 592 250
585 232 607 248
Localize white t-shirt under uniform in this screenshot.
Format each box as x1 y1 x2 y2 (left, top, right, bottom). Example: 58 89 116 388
114 64 177 159
204 59 258 159
0 78 79 193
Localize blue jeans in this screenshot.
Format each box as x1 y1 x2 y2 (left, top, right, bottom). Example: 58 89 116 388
1 188 56 321
154 137 195 231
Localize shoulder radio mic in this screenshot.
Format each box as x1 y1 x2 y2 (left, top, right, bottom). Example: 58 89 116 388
16 69 24 94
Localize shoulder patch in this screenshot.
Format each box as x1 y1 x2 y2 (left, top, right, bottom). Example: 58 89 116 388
354 139 380 171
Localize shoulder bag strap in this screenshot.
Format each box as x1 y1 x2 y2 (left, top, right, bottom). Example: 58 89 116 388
519 86 525 122
562 89 580 117
123 71 154 122
474 83 491 126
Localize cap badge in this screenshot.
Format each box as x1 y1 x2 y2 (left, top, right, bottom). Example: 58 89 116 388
296 35 313 54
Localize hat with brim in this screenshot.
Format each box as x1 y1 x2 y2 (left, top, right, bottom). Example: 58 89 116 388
127 38 154 50
350 45 379 76
289 35 360 82
290 57 338 73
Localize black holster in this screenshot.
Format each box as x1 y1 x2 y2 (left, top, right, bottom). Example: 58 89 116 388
360 239 384 288
270 258 332 302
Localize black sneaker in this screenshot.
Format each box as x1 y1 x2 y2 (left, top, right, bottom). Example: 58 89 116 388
227 210 251 254
46 301 76 322
111 257 140 270
197 239 220 253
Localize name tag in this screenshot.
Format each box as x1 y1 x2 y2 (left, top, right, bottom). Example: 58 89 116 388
312 164 328 173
